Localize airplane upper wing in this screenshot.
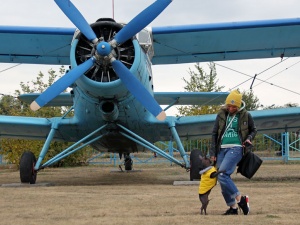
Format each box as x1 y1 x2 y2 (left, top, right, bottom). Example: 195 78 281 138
2 18 300 66
0 26 74 65
151 18 300 65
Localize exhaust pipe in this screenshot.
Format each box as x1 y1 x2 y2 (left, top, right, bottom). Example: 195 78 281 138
99 101 119 121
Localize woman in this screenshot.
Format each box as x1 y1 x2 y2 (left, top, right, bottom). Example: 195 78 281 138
209 90 257 215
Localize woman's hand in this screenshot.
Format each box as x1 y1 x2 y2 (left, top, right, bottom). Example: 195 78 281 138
243 139 252 147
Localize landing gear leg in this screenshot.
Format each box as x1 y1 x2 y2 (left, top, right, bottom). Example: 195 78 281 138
20 151 37 184
124 153 133 171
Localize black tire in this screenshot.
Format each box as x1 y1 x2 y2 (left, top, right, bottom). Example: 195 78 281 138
20 151 37 184
189 149 204 181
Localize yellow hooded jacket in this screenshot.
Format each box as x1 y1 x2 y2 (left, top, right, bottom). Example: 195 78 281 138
198 166 217 194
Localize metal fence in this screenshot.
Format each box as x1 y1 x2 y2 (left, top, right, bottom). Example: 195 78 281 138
1 132 299 166
88 132 300 166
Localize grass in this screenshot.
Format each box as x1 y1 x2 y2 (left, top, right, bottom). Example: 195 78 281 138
0 161 300 225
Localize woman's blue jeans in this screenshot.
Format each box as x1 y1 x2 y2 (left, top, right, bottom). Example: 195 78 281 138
216 146 243 206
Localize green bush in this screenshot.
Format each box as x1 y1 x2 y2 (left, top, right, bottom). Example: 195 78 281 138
0 139 93 168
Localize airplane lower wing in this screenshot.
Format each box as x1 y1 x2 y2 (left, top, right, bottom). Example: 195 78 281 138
154 92 228 105
149 107 300 139
0 115 79 141
18 92 229 107
152 18 300 64
19 93 74 107
1 107 300 142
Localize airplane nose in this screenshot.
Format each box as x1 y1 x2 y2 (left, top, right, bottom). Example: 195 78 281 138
96 42 111 56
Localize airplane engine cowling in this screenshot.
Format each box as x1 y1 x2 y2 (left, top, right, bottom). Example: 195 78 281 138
73 18 135 83
100 101 119 122
69 18 140 99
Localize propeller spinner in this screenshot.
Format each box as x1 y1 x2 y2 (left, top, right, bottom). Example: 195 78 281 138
30 0 172 121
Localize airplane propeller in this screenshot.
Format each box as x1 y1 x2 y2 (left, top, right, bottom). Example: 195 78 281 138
113 0 173 45
30 0 171 121
53 0 97 43
30 57 95 111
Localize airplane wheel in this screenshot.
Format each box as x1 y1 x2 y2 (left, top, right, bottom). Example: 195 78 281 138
189 149 204 181
20 151 37 184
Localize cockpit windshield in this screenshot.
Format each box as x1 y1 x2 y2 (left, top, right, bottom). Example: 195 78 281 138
136 27 154 60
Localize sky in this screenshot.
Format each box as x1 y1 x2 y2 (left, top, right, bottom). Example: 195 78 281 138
1 0 300 115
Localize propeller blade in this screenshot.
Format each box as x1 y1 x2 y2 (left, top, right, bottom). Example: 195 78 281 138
30 57 95 111
54 0 97 43
114 0 172 44
111 60 166 121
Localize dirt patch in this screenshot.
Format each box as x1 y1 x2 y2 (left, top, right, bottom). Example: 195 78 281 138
1 161 300 225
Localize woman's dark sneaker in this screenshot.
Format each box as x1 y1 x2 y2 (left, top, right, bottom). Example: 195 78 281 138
238 195 250 215
223 207 238 215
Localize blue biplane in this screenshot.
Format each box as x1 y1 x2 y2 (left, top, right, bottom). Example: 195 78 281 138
0 0 300 183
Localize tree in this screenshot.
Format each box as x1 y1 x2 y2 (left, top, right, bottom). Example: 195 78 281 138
0 67 92 167
240 89 260 110
175 63 225 153
175 63 263 153
177 62 225 116
0 95 20 115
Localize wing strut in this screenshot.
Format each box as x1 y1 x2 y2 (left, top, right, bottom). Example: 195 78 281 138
117 123 188 168
168 125 190 168
41 124 108 169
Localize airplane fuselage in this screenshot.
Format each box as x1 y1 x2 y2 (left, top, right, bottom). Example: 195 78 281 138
67 19 158 153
